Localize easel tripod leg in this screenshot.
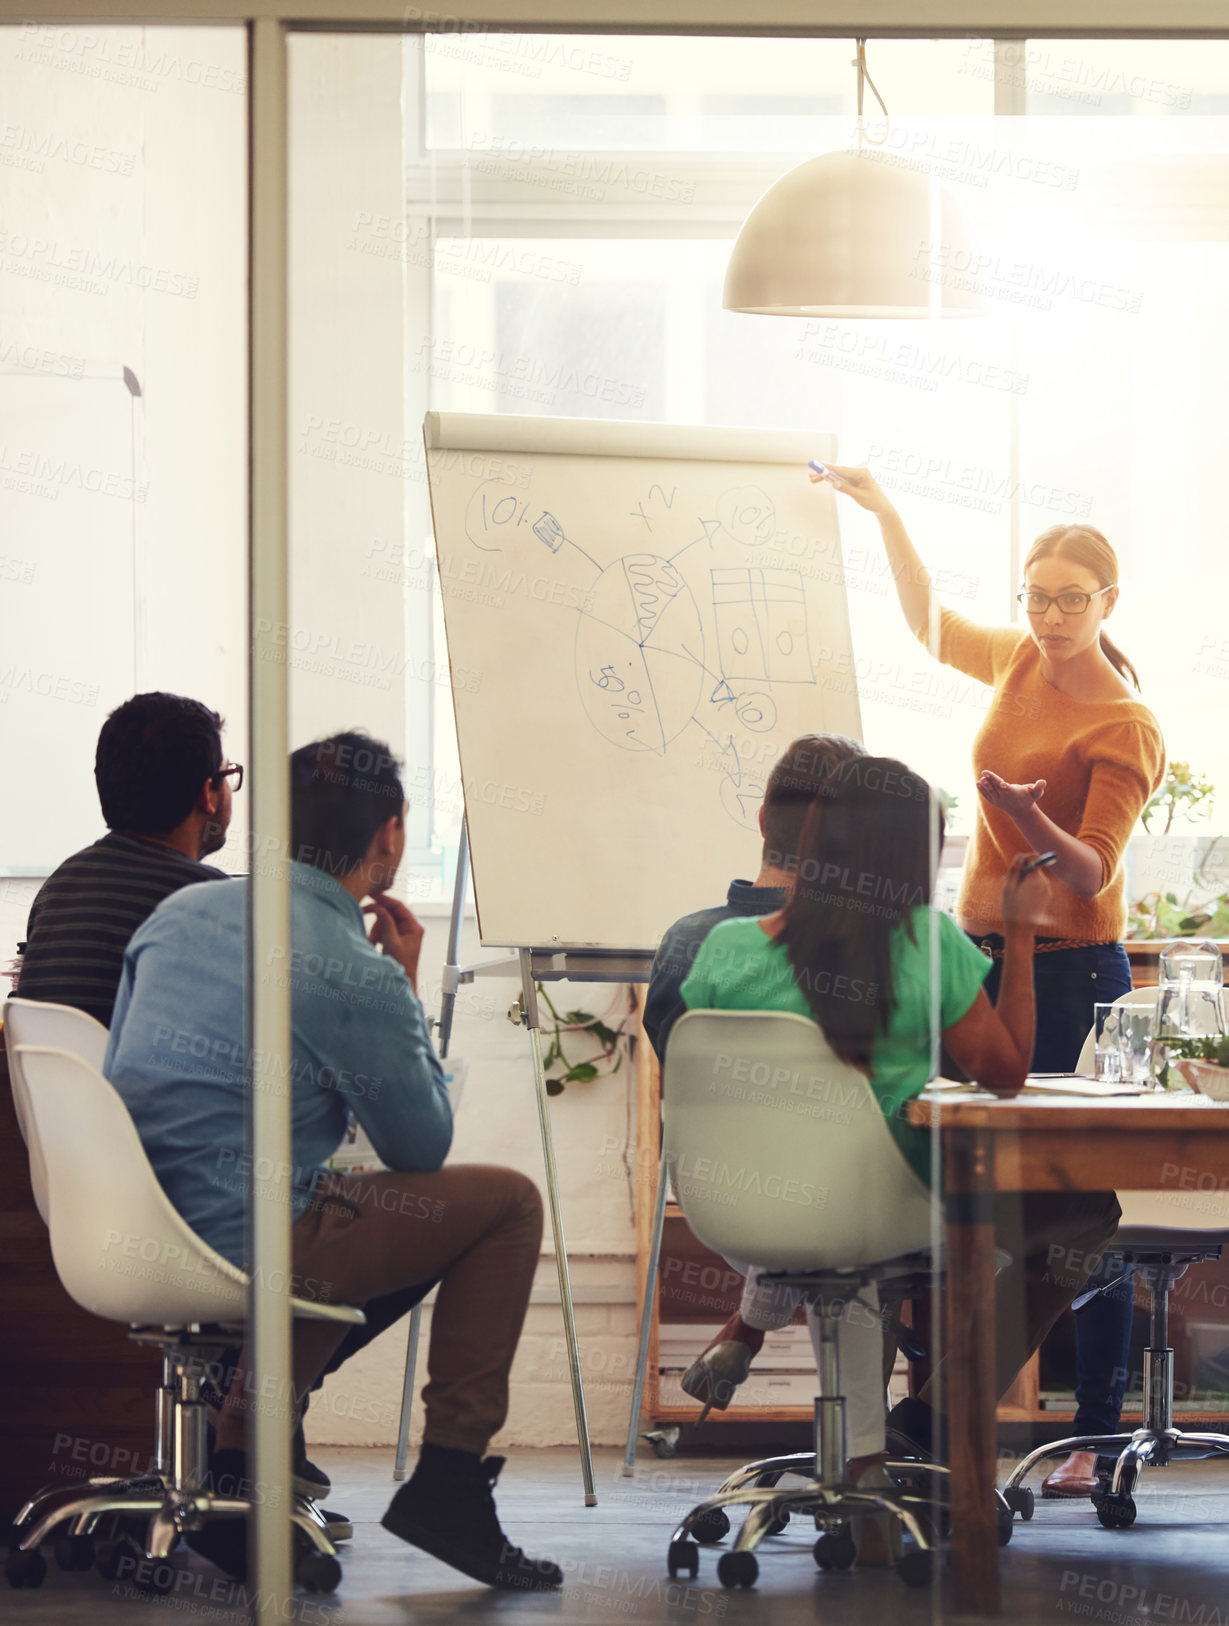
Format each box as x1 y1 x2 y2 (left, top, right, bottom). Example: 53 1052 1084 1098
520 950 597 1507
622 1153 670 1475
393 1305 424 1481
396 825 468 1479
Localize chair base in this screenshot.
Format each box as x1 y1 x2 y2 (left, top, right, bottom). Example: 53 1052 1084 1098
663 1269 950 1591
1005 1321 1229 1527
5 1330 341 1593
667 1463 947 1592
1006 1426 1229 1508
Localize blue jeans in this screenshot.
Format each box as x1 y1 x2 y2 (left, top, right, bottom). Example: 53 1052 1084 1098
972 937 1134 1435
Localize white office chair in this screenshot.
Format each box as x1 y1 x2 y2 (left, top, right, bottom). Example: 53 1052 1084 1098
5 1045 364 1593
4 997 110 1225
659 1009 950 1591
1002 989 1229 1529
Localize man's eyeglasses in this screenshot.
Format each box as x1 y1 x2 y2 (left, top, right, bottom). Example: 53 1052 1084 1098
212 762 244 792
1017 585 1115 617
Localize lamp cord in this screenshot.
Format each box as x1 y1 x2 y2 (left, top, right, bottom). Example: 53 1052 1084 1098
854 39 890 148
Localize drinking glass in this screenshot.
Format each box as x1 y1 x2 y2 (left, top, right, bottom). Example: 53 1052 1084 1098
1117 1007 1157 1087
1093 1004 1123 1083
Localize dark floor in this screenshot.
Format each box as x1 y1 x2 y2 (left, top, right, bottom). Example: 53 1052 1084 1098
4 1446 1229 1625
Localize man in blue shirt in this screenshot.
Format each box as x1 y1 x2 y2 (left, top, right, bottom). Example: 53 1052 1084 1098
106 732 560 1591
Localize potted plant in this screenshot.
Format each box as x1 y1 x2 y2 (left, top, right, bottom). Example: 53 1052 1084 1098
1167 1035 1229 1100
1127 762 1225 940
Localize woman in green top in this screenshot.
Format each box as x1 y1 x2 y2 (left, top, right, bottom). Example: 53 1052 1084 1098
676 755 1052 1538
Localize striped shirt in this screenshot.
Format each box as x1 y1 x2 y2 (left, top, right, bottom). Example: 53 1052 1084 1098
17 833 226 1028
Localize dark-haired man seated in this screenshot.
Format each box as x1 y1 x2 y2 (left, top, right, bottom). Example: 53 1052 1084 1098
104 733 560 1591
17 692 236 1024
643 732 867 1060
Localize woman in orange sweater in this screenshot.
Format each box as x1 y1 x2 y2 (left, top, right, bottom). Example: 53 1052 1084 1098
817 463 1165 1498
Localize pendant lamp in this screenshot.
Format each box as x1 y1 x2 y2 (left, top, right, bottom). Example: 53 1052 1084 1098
723 43 987 318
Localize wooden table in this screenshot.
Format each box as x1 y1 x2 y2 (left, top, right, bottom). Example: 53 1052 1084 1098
906 1089 1229 1617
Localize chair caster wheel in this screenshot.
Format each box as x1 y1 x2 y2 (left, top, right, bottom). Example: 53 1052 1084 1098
716 1550 758 1589
998 1506 1013 1547
764 1507 790 1537
897 1548 935 1588
1094 1493 1137 1530
813 1528 856 1571
96 1534 145 1580
644 1429 679 1460
5 1549 47 1589
667 1539 699 1579
690 1510 729 1545
1003 1486 1035 1522
295 1551 342 1593
54 1533 95 1571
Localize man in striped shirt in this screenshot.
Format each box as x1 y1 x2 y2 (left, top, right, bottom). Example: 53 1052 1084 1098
16 692 235 1026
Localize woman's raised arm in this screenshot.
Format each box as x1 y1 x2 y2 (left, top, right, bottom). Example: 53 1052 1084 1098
812 464 932 636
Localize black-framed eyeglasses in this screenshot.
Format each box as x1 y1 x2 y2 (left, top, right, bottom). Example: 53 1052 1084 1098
1017 584 1116 617
212 762 244 792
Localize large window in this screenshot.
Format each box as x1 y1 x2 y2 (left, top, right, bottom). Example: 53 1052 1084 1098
9 31 1229 916
411 35 1229 898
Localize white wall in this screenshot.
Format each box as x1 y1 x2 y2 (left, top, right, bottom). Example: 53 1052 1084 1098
0 24 249 867
2 27 645 1447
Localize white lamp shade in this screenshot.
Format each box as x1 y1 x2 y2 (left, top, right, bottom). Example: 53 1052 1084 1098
724 149 987 318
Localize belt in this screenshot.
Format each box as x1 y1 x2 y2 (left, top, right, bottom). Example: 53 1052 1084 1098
975 935 1108 961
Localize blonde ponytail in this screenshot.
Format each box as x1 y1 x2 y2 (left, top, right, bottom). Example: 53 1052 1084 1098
1099 630 1140 691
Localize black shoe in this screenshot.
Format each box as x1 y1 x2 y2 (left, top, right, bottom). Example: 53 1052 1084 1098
886 1398 948 1465
322 1510 353 1543
293 1423 331 1499
382 1444 562 1591
190 1449 346 1578
204 1419 330 1500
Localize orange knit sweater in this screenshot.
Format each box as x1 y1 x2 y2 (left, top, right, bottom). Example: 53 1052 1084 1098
922 609 1165 940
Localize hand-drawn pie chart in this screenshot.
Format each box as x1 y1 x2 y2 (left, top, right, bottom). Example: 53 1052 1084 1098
575 555 703 753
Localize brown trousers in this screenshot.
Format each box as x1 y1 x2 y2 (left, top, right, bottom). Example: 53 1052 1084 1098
222 1165 543 1457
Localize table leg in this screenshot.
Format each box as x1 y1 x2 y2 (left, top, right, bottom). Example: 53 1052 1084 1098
945 1129 999 1617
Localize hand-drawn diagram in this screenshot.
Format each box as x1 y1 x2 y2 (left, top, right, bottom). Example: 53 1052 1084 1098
716 484 776 547
465 480 577 557
575 556 703 753
459 472 823 830
712 568 813 685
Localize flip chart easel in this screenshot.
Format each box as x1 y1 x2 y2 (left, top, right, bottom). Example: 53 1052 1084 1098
418 413 862 1503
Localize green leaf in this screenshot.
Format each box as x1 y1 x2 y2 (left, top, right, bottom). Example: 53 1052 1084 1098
564 1062 600 1083
564 1009 594 1025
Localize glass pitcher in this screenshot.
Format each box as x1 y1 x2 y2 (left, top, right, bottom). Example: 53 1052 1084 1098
1157 938 1226 1040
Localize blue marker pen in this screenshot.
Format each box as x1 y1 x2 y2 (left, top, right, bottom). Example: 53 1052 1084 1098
808 459 845 484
